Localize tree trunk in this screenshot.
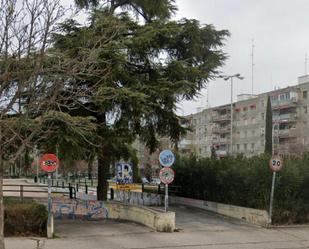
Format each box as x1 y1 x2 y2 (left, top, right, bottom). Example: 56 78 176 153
0 167 4 249
0 125 5 249
97 144 110 201
87 161 93 179
96 112 110 201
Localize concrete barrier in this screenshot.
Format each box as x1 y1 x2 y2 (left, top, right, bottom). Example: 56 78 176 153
114 190 162 206
170 196 269 227
106 201 175 232
42 198 174 232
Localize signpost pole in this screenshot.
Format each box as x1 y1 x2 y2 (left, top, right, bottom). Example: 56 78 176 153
268 171 276 225
56 145 59 182
165 184 168 212
36 147 39 182
47 172 53 238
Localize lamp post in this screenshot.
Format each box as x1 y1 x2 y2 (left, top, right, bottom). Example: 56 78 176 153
219 74 244 154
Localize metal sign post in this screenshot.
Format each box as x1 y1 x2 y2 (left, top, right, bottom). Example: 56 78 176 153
40 153 59 238
159 150 175 213
268 155 283 225
268 171 276 224
159 167 175 212
47 172 52 226
165 184 168 212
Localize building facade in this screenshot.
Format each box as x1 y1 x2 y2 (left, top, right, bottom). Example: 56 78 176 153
178 75 309 157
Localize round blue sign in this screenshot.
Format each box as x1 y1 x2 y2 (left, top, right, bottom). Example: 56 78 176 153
159 150 175 167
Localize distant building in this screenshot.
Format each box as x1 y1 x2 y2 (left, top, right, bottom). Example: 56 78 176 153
178 75 309 157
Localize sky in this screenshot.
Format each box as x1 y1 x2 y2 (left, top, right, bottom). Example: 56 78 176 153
175 0 309 115
61 0 309 115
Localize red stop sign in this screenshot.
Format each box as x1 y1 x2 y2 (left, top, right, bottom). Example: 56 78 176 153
40 154 59 172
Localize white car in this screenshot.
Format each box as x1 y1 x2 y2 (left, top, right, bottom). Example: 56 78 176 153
151 178 161 185
141 177 149 184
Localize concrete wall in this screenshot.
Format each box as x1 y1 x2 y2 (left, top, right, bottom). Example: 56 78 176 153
106 201 175 232
51 198 109 220
45 198 174 232
114 190 162 206
170 196 269 227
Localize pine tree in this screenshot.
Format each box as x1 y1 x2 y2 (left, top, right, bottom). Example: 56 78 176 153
50 3 229 200
264 96 273 154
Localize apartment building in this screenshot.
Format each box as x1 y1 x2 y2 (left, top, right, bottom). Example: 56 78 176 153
178 75 309 157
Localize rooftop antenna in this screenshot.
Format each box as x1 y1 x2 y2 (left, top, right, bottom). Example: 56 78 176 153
251 39 255 95
305 53 308 75
206 82 210 108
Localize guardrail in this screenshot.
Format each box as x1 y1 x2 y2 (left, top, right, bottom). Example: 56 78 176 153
3 183 86 201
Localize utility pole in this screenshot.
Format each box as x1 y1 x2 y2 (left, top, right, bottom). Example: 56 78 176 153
219 74 244 154
305 53 308 75
251 39 255 95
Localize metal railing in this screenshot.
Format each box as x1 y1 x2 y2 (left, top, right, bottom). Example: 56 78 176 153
3 182 90 201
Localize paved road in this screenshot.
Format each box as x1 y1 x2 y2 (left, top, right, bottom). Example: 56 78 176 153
6 205 309 249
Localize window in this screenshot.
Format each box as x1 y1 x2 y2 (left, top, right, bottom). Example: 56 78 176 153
303 91 308 99
244 119 248 125
261 113 265 120
236 131 240 138
244 144 247 151
250 104 256 110
251 130 255 136
244 131 247 137
260 99 265 107
237 144 240 151
304 106 308 114
243 107 248 112
251 143 255 150
251 117 256 124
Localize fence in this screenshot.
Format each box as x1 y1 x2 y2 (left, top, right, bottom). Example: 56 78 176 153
3 183 90 201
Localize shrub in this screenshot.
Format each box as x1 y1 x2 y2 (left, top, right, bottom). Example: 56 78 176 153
171 153 309 224
4 198 47 236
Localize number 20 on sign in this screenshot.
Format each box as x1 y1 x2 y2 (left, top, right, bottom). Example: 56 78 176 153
269 155 283 172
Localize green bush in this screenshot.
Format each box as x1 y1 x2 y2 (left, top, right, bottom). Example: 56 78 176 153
4 198 47 236
171 153 309 224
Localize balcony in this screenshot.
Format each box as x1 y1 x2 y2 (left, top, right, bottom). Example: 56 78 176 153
272 97 298 110
218 138 229 143
277 129 298 138
212 126 231 134
273 113 297 123
212 114 231 122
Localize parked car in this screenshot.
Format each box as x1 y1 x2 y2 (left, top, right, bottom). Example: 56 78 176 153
141 177 149 184
151 178 161 185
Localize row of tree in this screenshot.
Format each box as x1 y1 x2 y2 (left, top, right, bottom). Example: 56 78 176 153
172 153 309 224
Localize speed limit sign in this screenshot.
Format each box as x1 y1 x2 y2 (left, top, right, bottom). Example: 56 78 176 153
269 155 283 172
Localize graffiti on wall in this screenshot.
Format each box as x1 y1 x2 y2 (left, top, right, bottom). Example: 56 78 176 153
114 190 162 206
52 199 108 220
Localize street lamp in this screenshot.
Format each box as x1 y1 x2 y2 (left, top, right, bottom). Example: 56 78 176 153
218 74 244 154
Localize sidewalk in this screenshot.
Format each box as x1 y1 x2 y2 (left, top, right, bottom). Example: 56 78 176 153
6 238 45 249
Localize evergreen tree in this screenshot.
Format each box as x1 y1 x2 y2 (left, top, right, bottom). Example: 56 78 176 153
264 96 273 154
50 3 229 200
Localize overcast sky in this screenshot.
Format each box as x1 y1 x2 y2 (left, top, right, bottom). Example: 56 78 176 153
175 0 309 115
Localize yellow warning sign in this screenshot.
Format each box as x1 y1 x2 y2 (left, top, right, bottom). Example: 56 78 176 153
116 184 134 191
